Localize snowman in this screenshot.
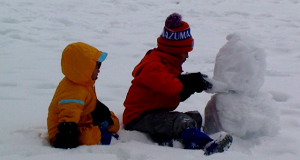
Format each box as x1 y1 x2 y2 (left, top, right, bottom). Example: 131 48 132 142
202 33 280 139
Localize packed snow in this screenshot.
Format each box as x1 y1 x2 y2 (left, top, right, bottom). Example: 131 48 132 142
1 0 300 160
203 33 280 139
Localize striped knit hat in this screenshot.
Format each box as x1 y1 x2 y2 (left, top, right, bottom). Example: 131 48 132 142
157 13 194 54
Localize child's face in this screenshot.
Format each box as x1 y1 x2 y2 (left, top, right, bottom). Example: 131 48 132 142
180 53 189 64
172 53 189 64
91 62 101 80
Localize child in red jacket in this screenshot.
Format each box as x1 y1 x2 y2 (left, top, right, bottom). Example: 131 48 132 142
123 13 232 155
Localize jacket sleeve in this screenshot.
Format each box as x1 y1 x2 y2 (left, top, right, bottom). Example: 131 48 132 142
57 102 84 123
57 86 87 123
134 62 183 95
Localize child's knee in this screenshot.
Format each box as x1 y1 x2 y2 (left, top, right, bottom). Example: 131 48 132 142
173 113 197 136
184 110 203 128
78 126 101 145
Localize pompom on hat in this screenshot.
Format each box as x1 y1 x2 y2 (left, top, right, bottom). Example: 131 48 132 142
157 13 194 54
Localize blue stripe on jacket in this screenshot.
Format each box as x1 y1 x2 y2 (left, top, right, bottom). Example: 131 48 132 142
58 99 85 105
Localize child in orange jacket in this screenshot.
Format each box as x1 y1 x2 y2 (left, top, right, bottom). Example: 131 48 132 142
123 13 232 155
47 42 120 149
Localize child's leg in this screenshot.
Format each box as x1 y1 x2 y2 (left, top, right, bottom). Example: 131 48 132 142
181 128 233 155
125 111 232 153
184 110 203 129
180 128 213 149
125 111 198 143
78 125 101 145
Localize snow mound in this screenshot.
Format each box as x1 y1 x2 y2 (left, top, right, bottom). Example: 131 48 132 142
203 33 280 139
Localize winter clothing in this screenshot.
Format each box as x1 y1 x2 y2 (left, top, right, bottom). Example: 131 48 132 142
185 110 203 128
53 122 79 149
122 49 212 125
123 13 230 154
123 13 203 141
125 111 202 143
47 42 119 147
179 128 233 154
180 128 213 149
99 121 112 145
157 13 194 54
178 72 213 92
123 49 183 125
177 72 213 101
91 100 114 126
204 132 233 155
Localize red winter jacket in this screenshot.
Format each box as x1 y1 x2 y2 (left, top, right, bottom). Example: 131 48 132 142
123 49 184 125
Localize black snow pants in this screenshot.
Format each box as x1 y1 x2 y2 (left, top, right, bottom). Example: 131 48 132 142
124 110 202 143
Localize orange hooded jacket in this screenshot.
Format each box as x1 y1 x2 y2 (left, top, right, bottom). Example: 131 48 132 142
123 49 184 125
47 42 119 145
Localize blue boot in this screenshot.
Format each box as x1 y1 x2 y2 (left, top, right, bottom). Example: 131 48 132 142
204 132 233 155
180 128 213 149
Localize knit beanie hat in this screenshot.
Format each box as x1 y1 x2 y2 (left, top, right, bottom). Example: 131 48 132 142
157 13 194 54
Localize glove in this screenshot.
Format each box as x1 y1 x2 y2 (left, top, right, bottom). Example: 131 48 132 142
178 86 195 102
177 72 213 101
91 100 114 126
178 72 213 92
99 121 112 145
53 122 79 149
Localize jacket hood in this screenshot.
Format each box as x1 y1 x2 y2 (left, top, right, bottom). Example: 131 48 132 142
61 42 103 85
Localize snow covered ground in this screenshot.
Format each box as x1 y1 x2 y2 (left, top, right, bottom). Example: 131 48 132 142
1 0 300 160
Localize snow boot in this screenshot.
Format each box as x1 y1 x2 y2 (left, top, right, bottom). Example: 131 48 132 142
180 128 213 149
204 132 233 156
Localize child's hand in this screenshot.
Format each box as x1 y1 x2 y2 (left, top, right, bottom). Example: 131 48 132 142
91 100 114 126
178 72 213 93
53 122 79 149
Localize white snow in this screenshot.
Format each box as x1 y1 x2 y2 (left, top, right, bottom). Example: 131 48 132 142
1 0 300 160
